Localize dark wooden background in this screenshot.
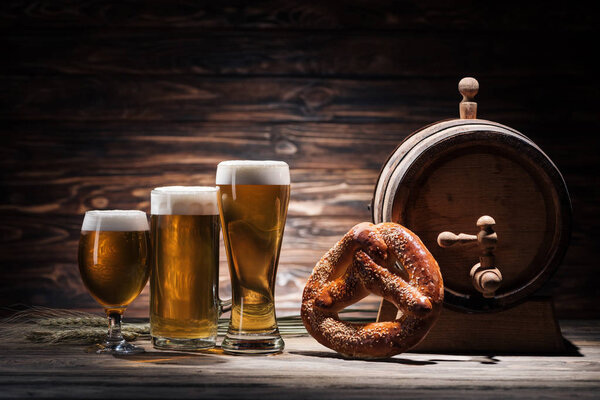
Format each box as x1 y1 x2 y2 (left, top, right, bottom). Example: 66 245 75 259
1 1 598 318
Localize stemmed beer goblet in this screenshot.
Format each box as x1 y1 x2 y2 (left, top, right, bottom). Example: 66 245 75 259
78 210 151 354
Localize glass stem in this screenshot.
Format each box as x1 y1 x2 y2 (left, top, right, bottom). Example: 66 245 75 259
107 312 124 344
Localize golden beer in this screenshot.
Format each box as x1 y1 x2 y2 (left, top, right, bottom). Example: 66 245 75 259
150 186 226 350
79 230 150 312
78 210 150 354
217 161 290 354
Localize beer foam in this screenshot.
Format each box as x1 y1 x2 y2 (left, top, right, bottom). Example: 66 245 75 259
151 186 218 215
81 210 149 232
215 160 290 185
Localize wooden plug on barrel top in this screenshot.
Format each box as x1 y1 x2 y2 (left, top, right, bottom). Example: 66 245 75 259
459 77 478 119
437 216 502 298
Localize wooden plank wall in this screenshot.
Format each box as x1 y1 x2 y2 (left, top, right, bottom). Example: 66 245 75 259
1 1 598 317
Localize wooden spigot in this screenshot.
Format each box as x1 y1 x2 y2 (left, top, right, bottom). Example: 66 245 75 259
459 77 478 119
437 216 502 298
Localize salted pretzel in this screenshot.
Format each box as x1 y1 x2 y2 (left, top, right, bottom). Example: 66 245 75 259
301 222 443 359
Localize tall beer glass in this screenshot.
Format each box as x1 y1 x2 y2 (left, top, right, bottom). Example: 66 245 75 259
150 186 230 350
216 160 290 354
78 210 150 354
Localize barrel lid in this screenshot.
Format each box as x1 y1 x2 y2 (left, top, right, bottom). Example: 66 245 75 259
372 78 572 312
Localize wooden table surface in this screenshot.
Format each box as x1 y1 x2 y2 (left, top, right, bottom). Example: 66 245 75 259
1 320 599 399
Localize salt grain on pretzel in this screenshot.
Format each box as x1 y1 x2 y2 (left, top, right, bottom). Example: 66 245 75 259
301 222 444 359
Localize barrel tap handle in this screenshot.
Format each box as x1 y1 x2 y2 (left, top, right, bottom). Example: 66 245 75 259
437 215 502 298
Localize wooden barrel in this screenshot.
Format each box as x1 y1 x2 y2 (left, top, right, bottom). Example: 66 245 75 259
372 78 572 313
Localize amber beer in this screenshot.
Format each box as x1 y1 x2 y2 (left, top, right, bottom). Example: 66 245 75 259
150 186 225 350
78 211 150 314
216 160 290 354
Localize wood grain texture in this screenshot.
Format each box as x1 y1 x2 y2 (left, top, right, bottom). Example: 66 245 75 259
0 1 598 319
1 76 597 123
2 29 595 77
379 297 565 353
0 320 599 399
1 0 596 31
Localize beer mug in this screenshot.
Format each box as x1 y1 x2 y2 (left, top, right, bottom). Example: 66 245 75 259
150 186 231 350
216 161 290 354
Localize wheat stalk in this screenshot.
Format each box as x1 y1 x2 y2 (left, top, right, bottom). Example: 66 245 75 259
1 306 377 344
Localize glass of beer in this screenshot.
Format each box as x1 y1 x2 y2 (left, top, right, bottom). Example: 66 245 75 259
150 186 230 350
216 160 290 354
78 210 150 354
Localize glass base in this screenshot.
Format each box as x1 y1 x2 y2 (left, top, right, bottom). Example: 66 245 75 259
97 339 145 355
221 332 284 354
152 336 216 351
